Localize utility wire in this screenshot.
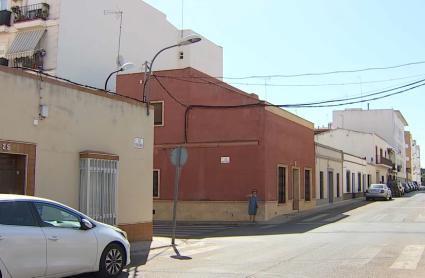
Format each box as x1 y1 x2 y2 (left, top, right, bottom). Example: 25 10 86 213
280 78 425 106
153 75 188 107
280 81 425 108
226 74 425 87
156 60 425 80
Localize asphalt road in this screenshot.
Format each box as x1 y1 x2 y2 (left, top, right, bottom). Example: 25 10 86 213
123 191 425 278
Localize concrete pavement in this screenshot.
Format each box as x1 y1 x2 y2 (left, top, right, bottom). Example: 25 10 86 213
123 191 425 277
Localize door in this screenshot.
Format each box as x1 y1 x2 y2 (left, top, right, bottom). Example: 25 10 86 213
292 168 300 210
0 153 26 194
0 201 46 277
34 202 98 276
328 171 334 203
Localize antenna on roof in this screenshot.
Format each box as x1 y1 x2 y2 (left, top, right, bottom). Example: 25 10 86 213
181 0 184 38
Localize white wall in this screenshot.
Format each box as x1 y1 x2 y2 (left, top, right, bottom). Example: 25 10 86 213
342 153 367 194
56 0 223 91
315 144 343 203
332 109 407 180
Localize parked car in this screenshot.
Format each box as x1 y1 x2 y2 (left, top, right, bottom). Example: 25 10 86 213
402 183 411 193
0 194 130 278
365 184 392 201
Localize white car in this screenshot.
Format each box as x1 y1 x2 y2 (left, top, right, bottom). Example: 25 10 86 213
365 184 392 201
0 194 130 278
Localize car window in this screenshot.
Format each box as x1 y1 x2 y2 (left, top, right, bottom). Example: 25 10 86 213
0 201 37 227
35 203 81 229
371 185 384 189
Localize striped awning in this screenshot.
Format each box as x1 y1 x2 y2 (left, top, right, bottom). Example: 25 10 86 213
6 29 46 59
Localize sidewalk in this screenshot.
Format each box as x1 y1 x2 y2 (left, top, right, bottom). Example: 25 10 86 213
264 197 366 225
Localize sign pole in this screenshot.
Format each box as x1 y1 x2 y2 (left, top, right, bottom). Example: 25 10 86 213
171 147 182 245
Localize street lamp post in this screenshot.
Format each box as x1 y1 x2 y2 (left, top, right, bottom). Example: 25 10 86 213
143 35 202 114
104 62 134 92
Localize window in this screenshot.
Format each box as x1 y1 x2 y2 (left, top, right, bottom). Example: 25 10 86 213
367 175 372 188
35 203 81 229
358 173 362 192
346 170 351 192
352 173 355 192
319 171 324 199
304 169 311 201
0 201 36 227
278 166 286 204
152 101 164 126
153 169 160 198
0 0 7 10
80 157 118 225
336 173 340 197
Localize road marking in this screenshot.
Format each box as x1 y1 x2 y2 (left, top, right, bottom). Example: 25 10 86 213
390 245 425 270
390 214 407 223
341 246 382 266
324 215 345 222
180 245 221 256
301 213 329 222
414 214 425 222
368 214 387 222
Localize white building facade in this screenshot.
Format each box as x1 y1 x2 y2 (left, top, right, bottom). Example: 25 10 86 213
332 109 408 182
315 129 395 185
0 0 223 90
315 143 344 206
412 140 422 184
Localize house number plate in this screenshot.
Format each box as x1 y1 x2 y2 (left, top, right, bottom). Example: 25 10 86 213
1 143 11 151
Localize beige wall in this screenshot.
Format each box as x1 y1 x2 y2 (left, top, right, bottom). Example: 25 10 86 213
0 68 153 226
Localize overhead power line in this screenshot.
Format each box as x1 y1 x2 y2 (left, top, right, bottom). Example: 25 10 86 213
227 74 425 87
155 60 425 80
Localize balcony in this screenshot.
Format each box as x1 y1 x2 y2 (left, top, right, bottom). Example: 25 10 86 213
12 3 49 23
11 54 44 70
377 156 393 168
0 10 12 27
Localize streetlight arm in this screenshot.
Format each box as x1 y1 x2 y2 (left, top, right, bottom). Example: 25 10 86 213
143 44 180 100
104 68 123 91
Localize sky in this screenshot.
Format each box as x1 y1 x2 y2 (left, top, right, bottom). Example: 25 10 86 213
145 0 425 165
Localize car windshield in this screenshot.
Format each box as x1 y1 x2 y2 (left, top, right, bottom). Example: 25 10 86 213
371 185 384 189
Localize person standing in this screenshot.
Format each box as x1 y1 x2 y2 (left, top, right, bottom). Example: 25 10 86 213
248 189 258 223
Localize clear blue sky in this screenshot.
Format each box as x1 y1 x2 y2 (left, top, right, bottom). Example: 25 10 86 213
145 0 425 165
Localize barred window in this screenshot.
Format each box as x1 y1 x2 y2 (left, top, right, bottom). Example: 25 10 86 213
80 155 118 225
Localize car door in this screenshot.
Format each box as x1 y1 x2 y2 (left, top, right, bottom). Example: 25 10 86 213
0 201 46 278
33 202 98 277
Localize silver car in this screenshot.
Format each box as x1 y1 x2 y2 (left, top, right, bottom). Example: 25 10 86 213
365 184 392 201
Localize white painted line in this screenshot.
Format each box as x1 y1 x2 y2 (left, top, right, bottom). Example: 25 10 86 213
415 214 425 222
390 245 425 270
368 214 387 222
301 213 329 222
324 215 345 222
391 214 407 223
341 246 382 266
181 246 221 256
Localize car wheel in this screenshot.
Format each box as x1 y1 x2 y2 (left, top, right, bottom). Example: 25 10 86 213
98 243 125 278
366 197 370 201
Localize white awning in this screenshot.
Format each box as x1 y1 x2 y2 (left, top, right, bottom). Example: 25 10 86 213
5 29 46 59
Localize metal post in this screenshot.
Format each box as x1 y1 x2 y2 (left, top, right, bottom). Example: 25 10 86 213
171 147 182 245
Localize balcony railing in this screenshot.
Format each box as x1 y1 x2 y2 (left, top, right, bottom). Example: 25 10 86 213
377 156 393 167
12 3 50 23
11 54 43 70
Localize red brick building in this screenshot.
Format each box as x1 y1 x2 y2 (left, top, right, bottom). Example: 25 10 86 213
117 68 315 221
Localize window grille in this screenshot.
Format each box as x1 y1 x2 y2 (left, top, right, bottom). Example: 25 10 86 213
80 158 118 225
